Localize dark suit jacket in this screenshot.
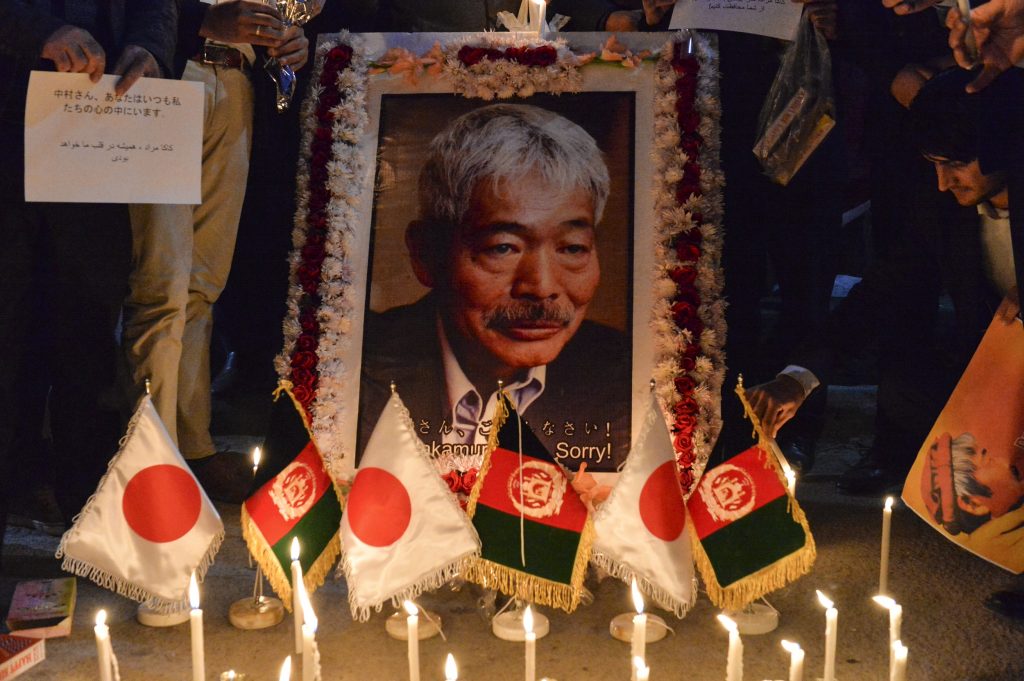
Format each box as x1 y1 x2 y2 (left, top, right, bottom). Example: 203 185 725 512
358 295 632 472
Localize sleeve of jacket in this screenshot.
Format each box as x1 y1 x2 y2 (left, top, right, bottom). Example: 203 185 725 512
0 0 67 61
123 0 179 78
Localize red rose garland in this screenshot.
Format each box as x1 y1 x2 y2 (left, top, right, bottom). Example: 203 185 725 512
288 44 354 414
457 44 559 67
669 42 704 494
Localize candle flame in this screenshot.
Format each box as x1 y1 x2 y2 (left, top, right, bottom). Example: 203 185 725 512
445 653 458 680
785 468 796 489
189 572 200 610
895 641 908 658
252 446 262 470
523 605 534 634
816 590 834 609
291 537 300 562
873 595 895 610
631 578 644 614
716 613 737 633
781 639 801 653
226 672 236 680
95 609 107 627
299 580 317 633
278 656 292 681
885 496 894 511
403 600 418 617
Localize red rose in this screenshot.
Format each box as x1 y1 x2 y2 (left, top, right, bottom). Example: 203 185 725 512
674 376 696 395
669 266 697 289
675 179 702 205
677 467 694 492
524 45 557 66
674 414 698 435
290 350 318 370
671 300 698 327
674 241 701 263
690 212 704 226
299 309 319 334
291 366 317 389
308 190 328 214
458 46 487 65
310 165 329 186
327 45 353 67
314 126 333 143
683 161 701 181
675 286 700 307
442 471 461 493
678 108 701 133
673 430 693 452
305 230 326 248
675 76 697 101
460 468 478 492
298 262 322 283
291 383 314 406
680 132 703 157
296 333 318 352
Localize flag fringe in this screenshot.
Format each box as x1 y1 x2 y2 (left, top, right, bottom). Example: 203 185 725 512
55 395 224 610
464 394 593 614
589 551 698 619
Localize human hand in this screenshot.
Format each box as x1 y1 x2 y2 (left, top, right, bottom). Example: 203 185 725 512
793 0 838 40
200 0 284 47
881 0 941 16
747 375 808 438
948 1 1024 92
111 44 160 96
890 62 935 107
641 0 676 27
41 25 106 81
997 286 1021 324
267 24 309 70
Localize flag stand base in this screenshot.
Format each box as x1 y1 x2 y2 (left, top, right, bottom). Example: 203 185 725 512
136 603 190 627
228 596 285 630
492 604 550 641
609 612 669 643
385 610 443 640
722 601 779 635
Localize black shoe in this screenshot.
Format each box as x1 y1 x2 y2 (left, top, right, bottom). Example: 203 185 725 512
985 590 1024 620
188 451 252 504
836 451 908 496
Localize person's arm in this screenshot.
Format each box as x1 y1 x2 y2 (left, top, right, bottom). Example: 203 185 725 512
947 0 1024 92
747 371 817 438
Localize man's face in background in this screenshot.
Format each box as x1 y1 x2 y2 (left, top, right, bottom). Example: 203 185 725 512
437 172 600 382
926 155 1007 207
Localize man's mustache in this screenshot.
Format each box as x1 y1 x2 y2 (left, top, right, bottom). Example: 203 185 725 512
484 301 574 328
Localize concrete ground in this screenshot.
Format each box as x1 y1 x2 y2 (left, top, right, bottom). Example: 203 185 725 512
2 385 1022 681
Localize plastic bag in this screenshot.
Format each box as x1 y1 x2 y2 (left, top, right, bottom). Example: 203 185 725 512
753 18 836 186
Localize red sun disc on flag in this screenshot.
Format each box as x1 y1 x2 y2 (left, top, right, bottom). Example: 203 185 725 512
639 461 687 542
122 464 202 543
347 467 411 547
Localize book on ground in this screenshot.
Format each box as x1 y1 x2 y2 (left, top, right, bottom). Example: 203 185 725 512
0 635 45 680
5 578 76 639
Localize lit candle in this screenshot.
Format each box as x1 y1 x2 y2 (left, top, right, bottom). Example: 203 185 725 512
880 496 894 594
891 641 907 681
781 640 804 681
252 446 262 477
630 579 647 681
816 591 837 681
785 468 796 496
299 582 319 681
717 614 742 681
524 605 536 681
634 657 650 681
279 656 292 681
94 610 113 681
291 537 303 655
445 654 458 681
873 596 902 676
404 601 420 681
190 573 205 681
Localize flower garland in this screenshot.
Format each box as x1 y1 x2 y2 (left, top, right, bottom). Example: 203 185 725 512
281 33 724 491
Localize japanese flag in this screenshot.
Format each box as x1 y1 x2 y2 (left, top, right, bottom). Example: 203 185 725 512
340 391 480 621
57 395 224 608
591 393 696 618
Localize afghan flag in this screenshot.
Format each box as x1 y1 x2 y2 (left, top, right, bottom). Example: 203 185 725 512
686 445 815 611
463 394 593 613
241 382 342 609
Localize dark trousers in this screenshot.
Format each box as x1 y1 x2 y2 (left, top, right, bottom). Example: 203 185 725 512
0 156 131 528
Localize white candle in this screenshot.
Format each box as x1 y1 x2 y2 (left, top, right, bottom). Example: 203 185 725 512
532 0 546 33
781 640 804 681
190 573 205 681
817 591 837 681
403 601 420 681
880 496 894 594
445 654 458 681
891 641 908 681
279 656 292 681
873 596 902 676
717 614 742 681
94 610 113 681
524 605 536 681
630 579 647 681
785 468 796 496
291 538 303 655
252 446 262 477
634 657 650 681
299 583 319 681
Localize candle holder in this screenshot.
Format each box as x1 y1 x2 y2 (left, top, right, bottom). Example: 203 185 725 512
229 566 285 630
136 601 190 627
722 599 780 635
608 611 669 644
491 600 549 641
385 607 443 640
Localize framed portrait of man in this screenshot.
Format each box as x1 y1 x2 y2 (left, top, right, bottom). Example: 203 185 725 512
281 32 725 494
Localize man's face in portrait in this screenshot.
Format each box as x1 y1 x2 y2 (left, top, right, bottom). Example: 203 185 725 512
957 442 1024 519
417 172 600 381
926 155 1007 207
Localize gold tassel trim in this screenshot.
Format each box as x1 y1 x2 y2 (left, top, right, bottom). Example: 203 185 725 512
463 393 593 614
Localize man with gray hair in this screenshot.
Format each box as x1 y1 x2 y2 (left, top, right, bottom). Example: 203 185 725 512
358 104 630 472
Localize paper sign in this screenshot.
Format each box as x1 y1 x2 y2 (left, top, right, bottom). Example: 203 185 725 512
670 0 803 42
24 72 202 204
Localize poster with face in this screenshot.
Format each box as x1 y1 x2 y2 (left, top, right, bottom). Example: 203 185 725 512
357 94 636 477
902 311 1024 574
